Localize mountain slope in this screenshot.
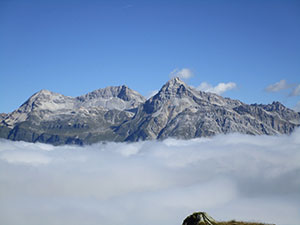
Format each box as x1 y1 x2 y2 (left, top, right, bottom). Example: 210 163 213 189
0 86 145 145
117 77 300 141
1 78 299 145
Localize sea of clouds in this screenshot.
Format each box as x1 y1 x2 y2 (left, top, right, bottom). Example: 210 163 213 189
0 129 300 225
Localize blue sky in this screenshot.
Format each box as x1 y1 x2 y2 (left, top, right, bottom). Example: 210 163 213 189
0 0 300 113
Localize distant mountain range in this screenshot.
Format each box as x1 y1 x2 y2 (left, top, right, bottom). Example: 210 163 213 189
1 77 299 145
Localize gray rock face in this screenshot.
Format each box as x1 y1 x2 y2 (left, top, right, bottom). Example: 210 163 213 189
118 77 300 141
1 78 299 145
76 85 145 111
0 113 7 121
0 86 145 145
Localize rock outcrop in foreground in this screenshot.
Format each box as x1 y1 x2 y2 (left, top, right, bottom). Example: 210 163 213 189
1 78 299 145
182 212 275 225
183 212 217 225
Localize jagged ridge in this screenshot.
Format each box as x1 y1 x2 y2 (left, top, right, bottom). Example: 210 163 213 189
0 77 299 145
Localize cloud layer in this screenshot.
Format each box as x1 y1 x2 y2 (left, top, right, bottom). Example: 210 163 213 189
169 68 194 79
197 82 237 95
1 130 300 225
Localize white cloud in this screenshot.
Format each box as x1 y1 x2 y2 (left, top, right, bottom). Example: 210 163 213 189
169 68 194 80
197 82 237 95
290 84 300 97
265 80 290 92
0 129 300 225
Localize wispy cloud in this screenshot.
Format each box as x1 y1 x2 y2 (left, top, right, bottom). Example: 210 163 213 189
290 84 300 97
1 129 300 225
265 80 290 92
265 80 300 101
197 82 237 95
169 68 194 80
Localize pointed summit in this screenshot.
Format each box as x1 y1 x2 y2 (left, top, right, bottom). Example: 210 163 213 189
140 77 201 117
164 76 186 88
168 76 185 84
151 77 190 100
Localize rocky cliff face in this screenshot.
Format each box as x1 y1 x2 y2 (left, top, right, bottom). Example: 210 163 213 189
1 78 299 145
0 86 145 145
117 77 300 141
76 85 145 111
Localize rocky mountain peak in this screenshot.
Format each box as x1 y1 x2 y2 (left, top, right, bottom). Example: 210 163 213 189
167 76 185 85
77 85 144 101
30 89 55 100
271 101 285 110
1 79 299 145
255 101 288 113
143 78 236 115
77 85 145 110
35 89 51 94
117 85 142 101
151 77 191 100
2 90 76 127
162 77 187 90
21 89 74 112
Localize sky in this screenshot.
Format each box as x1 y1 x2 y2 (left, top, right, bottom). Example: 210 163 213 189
1 129 300 225
0 0 300 113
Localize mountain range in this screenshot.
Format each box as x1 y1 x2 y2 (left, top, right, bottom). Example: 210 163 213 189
1 77 299 145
